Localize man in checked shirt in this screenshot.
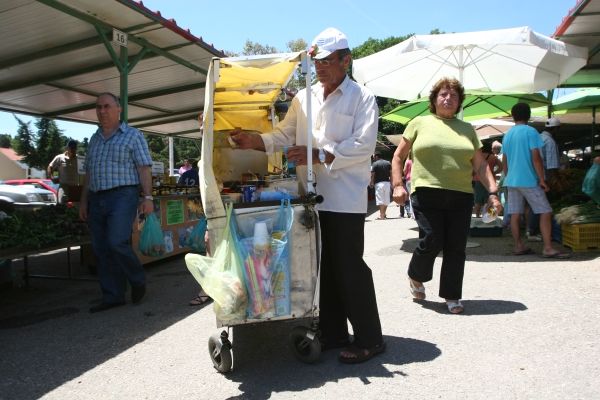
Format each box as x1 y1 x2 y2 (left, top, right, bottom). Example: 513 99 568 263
80 92 154 313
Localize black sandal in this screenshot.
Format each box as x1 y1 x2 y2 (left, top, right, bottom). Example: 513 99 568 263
338 342 386 364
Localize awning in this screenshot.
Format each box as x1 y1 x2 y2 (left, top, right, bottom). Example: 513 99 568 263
0 0 224 139
554 0 600 87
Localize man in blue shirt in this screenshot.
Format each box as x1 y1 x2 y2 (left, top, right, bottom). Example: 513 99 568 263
502 103 569 258
79 92 155 312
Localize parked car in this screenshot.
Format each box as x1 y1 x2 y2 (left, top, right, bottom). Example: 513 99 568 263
3 178 59 195
0 184 56 212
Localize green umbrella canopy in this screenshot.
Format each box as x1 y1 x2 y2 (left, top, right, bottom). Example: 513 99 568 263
552 88 600 112
531 88 600 120
382 91 549 125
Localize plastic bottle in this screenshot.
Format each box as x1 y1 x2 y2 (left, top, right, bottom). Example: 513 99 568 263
481 203 498 224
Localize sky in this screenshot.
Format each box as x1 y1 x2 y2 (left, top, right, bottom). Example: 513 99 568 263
0 0 579 142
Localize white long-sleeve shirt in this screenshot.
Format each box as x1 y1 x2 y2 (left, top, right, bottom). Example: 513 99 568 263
261 75 379 213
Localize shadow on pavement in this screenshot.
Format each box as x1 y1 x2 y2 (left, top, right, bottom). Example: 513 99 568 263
412 299 527 316
218 321 440 400
392 237 597 262
0 255 205 399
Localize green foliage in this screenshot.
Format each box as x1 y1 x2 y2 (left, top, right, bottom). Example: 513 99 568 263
287 39 307 52
351 35 413 59
34 118 64 169
12 116 68 170
242 40 279 55
13 116 37 167
144 134 201 170
0 134 11 148
0 205 88 250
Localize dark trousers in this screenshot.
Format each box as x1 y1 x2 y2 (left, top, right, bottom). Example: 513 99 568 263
408 188 473 300
318 211 383 348
88 186 145 304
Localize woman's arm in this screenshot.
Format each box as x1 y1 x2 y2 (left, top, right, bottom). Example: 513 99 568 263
391 137 412 204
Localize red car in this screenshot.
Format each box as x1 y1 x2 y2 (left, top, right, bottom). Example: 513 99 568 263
3 179 59 195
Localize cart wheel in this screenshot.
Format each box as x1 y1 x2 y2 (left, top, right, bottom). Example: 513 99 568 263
208 333 233 373
289 326 321 363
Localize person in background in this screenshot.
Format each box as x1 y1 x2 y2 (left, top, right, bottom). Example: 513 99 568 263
401 156 413 218
178 159 192 175
47 140 80 204
391 77 502 315
501 103 570 259
79 92 154 313
230 27 385 364
527 117 562 241
370 151 392 220
178 159 199 186
472 142 503 218
178 159 211 306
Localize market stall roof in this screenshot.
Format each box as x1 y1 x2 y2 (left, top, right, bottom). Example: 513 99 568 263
0 0 225 139
554 0 600 87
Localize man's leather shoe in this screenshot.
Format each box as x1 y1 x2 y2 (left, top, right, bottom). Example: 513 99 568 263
89 302 125 313
131 284 146 304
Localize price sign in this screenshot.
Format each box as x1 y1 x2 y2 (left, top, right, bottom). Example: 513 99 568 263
112 28 128 47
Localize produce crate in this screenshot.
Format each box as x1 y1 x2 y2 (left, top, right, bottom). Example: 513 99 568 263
561 223 600 252
469 217 503 237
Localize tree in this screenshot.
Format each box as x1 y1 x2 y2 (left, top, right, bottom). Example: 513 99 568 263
34 118 64 169
13 116 67 170
0 134 11 148
286 39 307 52
242 40 279 55
13 116 36 167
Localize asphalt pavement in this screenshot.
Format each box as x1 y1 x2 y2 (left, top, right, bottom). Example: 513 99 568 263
1 202 599 400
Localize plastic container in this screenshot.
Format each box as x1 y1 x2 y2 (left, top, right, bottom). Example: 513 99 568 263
561 223 600 252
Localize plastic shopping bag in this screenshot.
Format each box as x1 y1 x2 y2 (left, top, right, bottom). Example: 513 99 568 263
186 216 207 253
270 200 293 316
185 203 247 322
233 200 293 318
138 213 165 257
582 163 600 204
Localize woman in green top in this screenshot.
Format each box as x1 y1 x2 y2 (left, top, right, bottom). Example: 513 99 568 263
391 77 502 314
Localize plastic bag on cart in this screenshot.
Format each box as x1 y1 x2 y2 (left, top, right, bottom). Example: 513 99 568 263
138 213 165 257
232 200 293 318
186 216 207 253
185 204 248 322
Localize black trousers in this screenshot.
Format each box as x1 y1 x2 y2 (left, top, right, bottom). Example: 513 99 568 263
408 187 474 300
318 211 383 348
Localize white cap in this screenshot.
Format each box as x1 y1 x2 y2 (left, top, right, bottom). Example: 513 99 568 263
545 117 561 127
310 27 349 59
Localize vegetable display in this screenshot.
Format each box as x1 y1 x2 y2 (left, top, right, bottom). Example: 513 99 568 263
555 201 600 225
0 205 88 251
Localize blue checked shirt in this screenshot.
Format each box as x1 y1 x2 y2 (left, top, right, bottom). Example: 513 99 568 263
85 122 153 192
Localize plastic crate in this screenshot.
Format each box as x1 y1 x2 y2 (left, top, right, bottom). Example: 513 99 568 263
561 223 600 252
469 218 503 237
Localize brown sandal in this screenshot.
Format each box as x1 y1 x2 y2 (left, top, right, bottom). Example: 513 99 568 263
338 342 386 364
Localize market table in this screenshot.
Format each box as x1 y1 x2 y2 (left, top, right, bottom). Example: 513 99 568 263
0 238 93 286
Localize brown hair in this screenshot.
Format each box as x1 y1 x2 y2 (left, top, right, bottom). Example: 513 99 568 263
428 77 465 115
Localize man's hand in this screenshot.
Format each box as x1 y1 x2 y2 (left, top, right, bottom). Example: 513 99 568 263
229 129 265 151
139 199 154 215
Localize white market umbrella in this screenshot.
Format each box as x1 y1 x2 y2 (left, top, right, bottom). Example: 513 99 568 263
353 26 588 101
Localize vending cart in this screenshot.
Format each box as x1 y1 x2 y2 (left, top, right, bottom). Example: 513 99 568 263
186 51 323 373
